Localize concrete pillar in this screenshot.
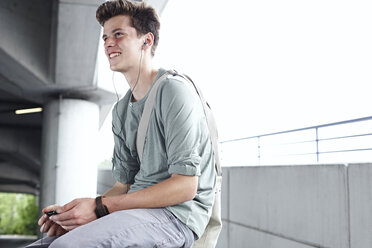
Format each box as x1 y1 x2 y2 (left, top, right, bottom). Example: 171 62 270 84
40 99 99 208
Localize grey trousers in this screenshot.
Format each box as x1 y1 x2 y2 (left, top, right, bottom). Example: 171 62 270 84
26 208 194 248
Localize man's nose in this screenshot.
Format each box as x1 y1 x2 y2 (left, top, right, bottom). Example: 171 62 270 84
104 37 115 48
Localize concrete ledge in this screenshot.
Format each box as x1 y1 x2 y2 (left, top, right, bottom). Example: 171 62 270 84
216 220 229 248
348 163 372 248
221 167 229 220
228 223 313 248
0 235 37 248
97 169 116 195
96 163 372 248
221 164 350 248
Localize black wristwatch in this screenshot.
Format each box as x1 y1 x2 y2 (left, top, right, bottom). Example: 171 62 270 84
95 196 110 218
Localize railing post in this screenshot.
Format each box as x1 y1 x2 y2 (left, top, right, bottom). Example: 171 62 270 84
315 127 319 162
257 136 261 165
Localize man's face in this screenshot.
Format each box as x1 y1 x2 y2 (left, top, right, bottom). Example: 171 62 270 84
102 15 143 73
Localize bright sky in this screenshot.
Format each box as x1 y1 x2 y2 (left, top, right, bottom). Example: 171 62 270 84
96 0 372 163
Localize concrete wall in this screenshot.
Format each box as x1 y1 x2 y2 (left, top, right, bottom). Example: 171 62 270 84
217 163 372 248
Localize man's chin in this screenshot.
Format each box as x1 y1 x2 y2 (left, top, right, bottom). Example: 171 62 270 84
109 65 121 72
109 63 131 74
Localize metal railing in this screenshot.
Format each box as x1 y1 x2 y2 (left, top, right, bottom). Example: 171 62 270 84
220 116 372 166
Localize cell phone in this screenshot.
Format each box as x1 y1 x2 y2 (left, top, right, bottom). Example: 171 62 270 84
46 210 58 216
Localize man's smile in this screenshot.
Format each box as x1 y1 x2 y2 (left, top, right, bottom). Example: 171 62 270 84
109 52 122 59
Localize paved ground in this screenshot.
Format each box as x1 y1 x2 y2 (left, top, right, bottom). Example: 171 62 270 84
0 235 37 248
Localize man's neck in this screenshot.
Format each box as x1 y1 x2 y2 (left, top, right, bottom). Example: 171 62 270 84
123 62 158 102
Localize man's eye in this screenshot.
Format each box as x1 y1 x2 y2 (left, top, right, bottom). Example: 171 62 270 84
115 32 123 37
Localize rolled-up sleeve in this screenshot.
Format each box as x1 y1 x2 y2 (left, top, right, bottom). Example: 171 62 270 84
158 78 208 177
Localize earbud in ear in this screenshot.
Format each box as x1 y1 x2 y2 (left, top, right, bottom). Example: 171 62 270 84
142 41 148 49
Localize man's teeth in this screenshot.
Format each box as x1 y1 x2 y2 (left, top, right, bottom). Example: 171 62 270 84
109 53 121 58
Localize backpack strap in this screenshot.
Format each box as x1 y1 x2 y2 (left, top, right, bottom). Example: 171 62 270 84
136 71 170 163
136 70 222 176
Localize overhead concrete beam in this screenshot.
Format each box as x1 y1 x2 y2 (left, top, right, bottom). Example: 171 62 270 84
54 1 101 88
0 48 47 104
0 101 38 113
0 0 52 86
0 127 41 173
0 153 40 176
0 183 38 195
0 74 31 103
0 103 42 128
0 162 39 188
60 0 102 5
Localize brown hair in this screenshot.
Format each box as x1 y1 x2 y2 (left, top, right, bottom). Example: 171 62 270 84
96 0 160 56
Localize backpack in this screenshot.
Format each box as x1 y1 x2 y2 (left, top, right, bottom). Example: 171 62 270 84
136 70 223 248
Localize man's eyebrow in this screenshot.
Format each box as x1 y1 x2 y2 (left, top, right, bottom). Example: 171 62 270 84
112 28 124 33
102 28 126 39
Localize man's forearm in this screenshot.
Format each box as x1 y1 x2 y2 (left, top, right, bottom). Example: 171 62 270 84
103 181 131 197
103 174 198 212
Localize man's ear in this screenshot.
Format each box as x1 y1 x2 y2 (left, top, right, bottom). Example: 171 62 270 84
142 32 154 49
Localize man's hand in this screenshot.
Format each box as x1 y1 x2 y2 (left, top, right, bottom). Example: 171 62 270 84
38 205 68 237
49 198 97 231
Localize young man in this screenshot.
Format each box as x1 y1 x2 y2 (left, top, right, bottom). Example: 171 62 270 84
31 0 216 247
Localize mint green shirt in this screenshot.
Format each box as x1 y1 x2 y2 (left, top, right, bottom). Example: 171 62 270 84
111 68 216 238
